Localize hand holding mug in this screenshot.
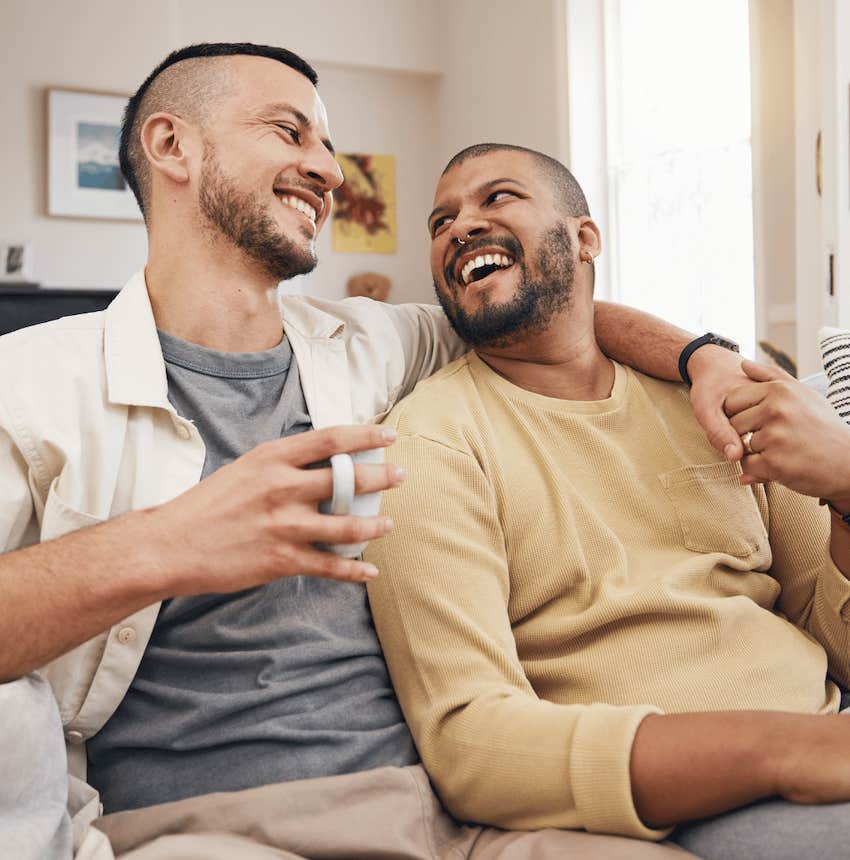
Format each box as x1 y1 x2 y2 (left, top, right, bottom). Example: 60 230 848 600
318 447 390 557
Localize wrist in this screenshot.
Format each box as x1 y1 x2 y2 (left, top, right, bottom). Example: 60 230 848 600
762 713 819 799
686 342 743 385
119 506 186 601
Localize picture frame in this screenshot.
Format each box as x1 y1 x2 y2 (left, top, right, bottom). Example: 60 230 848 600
0 241 35 283
47 88 142 221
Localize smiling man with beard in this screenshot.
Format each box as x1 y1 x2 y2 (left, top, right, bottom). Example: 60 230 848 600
367 143 850 860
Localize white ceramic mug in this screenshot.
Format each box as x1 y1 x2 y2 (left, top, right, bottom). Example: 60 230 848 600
317 447 385 557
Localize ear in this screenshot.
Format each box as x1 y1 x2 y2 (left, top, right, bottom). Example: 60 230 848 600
139 112 194 186
576 217 602 260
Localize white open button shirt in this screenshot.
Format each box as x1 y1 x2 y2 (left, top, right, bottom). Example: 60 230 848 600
0 270 463 858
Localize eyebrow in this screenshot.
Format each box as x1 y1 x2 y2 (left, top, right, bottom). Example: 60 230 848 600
427 177 529 230
259 102 336 155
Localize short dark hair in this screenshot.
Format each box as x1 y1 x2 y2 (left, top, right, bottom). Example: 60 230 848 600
119 42 318 221
442 143 590 217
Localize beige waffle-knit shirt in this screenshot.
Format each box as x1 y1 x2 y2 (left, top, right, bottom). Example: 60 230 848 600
366 352 850 840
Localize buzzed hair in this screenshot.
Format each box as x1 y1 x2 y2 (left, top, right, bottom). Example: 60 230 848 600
442 143 590 217
119 42 318 222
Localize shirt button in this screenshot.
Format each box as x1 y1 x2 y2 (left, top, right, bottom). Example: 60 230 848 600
65 730 84 744
117 626 136 645
176 424 191 440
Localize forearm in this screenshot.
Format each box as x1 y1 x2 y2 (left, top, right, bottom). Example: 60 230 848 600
594 301 694 381
631 711 807 828
0 508 172 682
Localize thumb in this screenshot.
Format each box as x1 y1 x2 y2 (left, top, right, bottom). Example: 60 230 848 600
741 358 789 383
695 401 744 462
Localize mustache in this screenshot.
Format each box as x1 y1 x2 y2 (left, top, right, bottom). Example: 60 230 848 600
274 176 328 201
444 235 523 286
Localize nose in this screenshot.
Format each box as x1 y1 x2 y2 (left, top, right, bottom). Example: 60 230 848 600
300 144 344 192
448 212 490 245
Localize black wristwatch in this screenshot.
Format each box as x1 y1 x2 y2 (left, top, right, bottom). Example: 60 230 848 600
678 333 740 386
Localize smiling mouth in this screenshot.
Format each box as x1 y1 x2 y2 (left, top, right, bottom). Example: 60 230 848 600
460 253 515 286
275 192 318 224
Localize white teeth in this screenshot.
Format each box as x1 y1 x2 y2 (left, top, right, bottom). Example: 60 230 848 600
460 252 515 285
278 193 317 223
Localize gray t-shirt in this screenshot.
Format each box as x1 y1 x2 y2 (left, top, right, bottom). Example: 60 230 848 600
87 330 417 813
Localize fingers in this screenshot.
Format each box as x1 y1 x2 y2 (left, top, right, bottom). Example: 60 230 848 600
739 453 770 486
286 462 406 503
267 425 398 468
272 510 395 546
724 383 768 419
692 399 744 461
727 404 762 436
724 362 793 418
741 358 792 383
311 512 395 545
711 415 745 462
286 545 381 583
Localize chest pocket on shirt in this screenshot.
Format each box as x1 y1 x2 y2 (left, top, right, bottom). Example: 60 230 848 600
659 462 770 564
41 478 104 543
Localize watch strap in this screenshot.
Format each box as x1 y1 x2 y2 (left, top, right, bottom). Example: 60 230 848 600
678 333 740 386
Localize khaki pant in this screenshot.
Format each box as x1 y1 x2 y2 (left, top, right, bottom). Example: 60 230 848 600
95 765 694 860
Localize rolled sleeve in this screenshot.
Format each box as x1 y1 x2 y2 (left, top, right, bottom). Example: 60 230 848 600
571 704 669 839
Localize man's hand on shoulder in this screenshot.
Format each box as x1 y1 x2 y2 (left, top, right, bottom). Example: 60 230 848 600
723 359 850 499
686 344 749 461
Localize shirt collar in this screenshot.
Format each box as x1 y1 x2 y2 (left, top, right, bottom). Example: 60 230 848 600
104 270 171 408
279 294 346 340
103 271 347 407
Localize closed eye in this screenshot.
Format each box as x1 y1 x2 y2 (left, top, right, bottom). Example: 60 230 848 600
430 214 454 237
276 124 300 143
486 189 519 204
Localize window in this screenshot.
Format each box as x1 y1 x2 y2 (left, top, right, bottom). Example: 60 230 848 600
569 0 755 356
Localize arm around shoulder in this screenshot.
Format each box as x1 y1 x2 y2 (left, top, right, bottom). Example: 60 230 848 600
378 302 466 400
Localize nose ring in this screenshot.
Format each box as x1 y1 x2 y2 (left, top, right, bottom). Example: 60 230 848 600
456 235 469 246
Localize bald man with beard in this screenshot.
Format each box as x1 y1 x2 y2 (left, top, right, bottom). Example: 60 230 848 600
367 143 850 860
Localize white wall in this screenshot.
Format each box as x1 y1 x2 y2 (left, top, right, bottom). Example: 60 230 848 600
3 0 835 337
0 0 440 300
749 0 797 362
435 0 567 166
775 0 850 377
297 63 440 303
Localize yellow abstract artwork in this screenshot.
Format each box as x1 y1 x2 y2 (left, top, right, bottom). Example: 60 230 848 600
332 154 397 254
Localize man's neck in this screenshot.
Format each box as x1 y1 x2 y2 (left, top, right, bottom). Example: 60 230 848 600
145 231 285 353
475 324 616 402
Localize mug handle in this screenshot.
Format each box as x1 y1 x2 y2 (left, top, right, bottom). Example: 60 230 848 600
328 453 355 516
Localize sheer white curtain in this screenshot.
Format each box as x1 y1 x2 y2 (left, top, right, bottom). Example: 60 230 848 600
600 0 755 356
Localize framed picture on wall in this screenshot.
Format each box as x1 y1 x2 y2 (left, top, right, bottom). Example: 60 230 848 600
0 241 35 284
47 88 142 221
